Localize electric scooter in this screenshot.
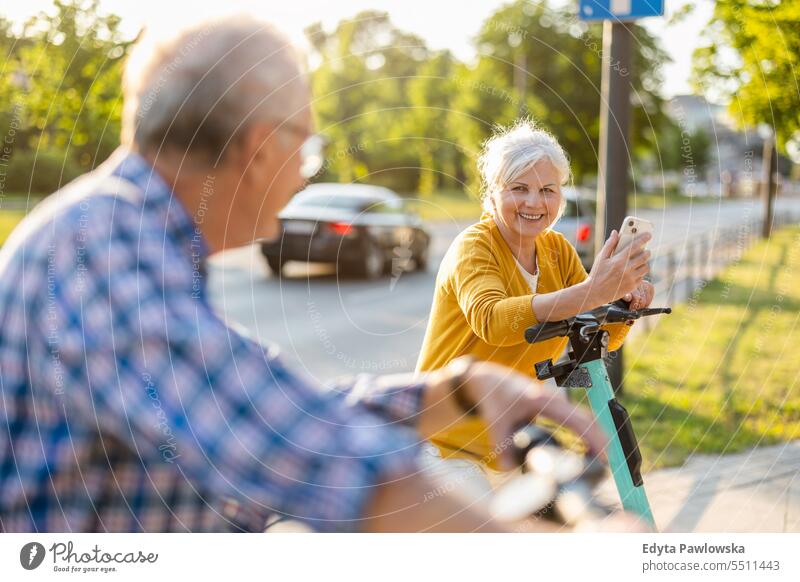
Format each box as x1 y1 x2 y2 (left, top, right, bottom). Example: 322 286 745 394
524 300 672 527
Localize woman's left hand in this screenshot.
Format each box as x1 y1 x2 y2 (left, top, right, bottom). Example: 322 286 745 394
623 280 654 310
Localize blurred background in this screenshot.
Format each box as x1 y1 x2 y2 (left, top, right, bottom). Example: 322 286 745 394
2 0 797 214
1 1 799 518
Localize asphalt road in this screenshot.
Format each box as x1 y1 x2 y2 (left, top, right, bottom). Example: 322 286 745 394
207 196 800 383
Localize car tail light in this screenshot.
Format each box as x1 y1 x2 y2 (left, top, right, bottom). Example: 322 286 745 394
577 223 591 243
328 222 354 236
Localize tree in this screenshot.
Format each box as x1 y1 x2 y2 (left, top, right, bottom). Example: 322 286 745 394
446 56 530 196
405 51 461 194
305 11 432 191
450 0 672 189
692 0 800 151
16 0 130 170
305 3 673 196
687 128 712 182
0 16 35 159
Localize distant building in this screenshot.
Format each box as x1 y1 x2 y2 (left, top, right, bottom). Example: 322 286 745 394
665 94 790 196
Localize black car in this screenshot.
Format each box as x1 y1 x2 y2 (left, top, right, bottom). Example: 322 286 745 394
261 183 431 278
551 187 597 271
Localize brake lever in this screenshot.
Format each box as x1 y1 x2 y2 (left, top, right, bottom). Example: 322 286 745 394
603 306 640 323
637 307 672 317
605 302 672 323
606 305 672 322
587 304 638 324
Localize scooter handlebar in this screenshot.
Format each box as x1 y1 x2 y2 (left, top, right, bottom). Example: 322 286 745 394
525 303 671 344
524 319 572 344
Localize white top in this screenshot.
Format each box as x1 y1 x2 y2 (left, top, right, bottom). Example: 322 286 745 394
513 254 539 293
515 254 554 388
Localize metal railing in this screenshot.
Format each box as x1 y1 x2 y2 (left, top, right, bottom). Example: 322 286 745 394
634 209 800 334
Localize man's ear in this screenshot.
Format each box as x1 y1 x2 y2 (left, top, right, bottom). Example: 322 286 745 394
232 123 274 174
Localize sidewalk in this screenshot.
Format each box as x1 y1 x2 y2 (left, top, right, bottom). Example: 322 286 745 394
598 441 800 532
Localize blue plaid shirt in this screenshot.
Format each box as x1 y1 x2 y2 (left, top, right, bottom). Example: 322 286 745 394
0 149 424 532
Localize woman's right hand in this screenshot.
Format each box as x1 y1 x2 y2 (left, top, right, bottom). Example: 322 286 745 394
586 229 651 306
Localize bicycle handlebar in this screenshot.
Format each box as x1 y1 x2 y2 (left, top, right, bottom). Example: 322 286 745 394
490 424 613 525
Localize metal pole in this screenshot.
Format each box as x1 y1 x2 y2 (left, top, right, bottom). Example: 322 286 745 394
700 235 708 282
514 49 528 118
761 135 778 239
595 21 632 396
666 250 676 305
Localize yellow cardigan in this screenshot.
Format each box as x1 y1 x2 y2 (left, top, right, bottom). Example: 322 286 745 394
415 216 631 467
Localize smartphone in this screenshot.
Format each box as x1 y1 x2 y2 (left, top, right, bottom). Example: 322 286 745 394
614 216 653 256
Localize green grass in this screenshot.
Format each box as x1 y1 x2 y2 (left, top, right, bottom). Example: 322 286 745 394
404 189 483 221
0 209 25 245
621 226 800 470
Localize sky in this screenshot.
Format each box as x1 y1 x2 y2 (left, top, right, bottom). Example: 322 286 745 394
2 0 714 99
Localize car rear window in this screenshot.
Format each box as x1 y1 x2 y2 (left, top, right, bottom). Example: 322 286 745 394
290 193 378 210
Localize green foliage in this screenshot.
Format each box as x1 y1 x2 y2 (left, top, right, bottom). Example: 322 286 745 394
307 1 672 195
2 0 674 199
17 0 129 166
306 10 433 192
1 148 81 194
405 52 461 195
686 127 711 179
446 56 527 196
0 209 26 245
0 0 130 194
463 1 606 180
692 0 800 150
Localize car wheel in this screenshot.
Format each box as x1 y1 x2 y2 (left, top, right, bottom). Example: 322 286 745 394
413 241 429 271
352 240 385 279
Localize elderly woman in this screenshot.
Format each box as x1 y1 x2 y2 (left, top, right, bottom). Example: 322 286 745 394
416 120 653 483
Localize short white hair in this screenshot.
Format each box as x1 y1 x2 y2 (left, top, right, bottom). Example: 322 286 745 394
122 15 307 162
478 119 571 218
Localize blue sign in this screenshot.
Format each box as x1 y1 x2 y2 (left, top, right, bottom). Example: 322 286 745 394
579 0 664 21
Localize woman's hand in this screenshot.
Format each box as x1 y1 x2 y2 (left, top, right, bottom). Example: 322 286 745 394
585 230 651 306
623 280 655 310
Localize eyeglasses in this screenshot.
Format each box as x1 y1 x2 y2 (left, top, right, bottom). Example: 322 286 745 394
278 121 328 179
298 134 327 179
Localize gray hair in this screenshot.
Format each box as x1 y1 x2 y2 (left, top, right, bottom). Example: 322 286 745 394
478 119 571 219
122 16 307 162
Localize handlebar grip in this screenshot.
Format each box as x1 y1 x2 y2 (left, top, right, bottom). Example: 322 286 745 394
525 320 570 344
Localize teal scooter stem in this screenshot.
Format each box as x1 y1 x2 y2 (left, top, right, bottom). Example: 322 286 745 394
525 301 671 529
582 357 653 525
